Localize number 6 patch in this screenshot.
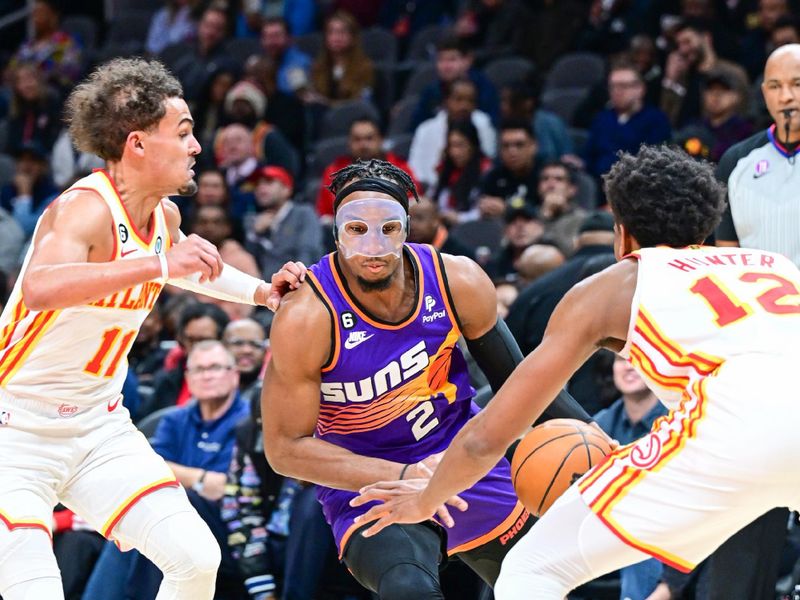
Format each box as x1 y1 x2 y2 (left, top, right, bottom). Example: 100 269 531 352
341 311 357 330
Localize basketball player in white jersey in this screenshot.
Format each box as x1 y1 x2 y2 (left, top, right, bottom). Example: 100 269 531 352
351 144 800 598
0 58 303 600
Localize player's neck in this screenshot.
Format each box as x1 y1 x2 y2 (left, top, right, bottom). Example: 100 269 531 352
344 254 416 323
105 161 165 229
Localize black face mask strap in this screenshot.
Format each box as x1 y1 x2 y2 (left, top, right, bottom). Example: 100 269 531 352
333 178 410 213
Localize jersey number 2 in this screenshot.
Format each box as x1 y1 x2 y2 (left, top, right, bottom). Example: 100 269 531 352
691 272 800 327
84 327 137 377
406 400 440 440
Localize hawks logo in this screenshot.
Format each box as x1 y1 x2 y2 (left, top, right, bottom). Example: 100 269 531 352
58 403 79 418
118 224 129 243
0 411 10 426
155 236 163 254
630 432 662 469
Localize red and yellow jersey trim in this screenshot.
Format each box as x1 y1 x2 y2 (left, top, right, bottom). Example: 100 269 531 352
0 309 61 387
635 308 721 375
316 329 461 436
579 378 711 573
101 477 180 538
0 509 52 539
0 294 29 351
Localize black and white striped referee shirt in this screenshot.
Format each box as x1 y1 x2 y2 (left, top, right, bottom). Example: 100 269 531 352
716 125 800 267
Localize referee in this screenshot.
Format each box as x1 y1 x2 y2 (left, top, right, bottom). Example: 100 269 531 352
715 44 800 266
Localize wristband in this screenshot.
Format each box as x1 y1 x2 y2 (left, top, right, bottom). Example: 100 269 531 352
158 253 169 281
399 464 410 480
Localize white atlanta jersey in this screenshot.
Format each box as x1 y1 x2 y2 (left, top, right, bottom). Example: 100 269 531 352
0 170 171 407
577 245 800 572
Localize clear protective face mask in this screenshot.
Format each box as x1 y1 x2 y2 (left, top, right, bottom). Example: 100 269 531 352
335 198 408 259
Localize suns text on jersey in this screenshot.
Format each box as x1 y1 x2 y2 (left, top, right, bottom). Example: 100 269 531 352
321 341 429 403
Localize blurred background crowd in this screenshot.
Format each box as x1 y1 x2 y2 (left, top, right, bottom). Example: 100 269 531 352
0 0 799 599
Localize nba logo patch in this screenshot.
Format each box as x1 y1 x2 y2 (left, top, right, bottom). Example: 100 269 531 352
754 159 769 178
0 411 9 426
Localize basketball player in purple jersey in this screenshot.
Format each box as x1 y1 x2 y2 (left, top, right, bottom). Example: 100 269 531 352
262 160 593 598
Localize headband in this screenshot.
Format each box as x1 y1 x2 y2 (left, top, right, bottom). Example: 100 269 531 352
333 178 410 213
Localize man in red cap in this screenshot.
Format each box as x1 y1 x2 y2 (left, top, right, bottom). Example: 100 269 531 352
245 165 324 281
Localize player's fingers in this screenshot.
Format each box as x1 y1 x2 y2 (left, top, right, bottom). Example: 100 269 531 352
435 505 454 528
446 495 469 512
196 251 218 282
352 503 389 524
350 488 393 506
266 291 281 312
293 261 307 282
362 517 393 538
358 480 415 494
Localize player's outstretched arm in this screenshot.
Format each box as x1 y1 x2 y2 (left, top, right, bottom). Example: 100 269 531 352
441 253 592 423
162 200 305 309
22 190 169 310
261 286 422 491
352 260 636 535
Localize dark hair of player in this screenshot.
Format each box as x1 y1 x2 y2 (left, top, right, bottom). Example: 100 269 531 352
327 159 419 209
603 144 727 248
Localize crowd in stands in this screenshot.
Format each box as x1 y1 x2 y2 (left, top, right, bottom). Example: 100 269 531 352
1 0 800 599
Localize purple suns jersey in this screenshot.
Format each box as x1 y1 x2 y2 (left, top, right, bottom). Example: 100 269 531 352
306 244 526 556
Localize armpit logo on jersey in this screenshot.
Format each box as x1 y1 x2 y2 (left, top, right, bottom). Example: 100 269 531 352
58 403 79 418
422 294 446 323
0 411 10 426
344 330 374 350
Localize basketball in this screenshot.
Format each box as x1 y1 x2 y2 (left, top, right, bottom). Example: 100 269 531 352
511 419 613 517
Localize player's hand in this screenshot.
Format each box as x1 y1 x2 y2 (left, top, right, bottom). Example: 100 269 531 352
265 261 307 311
350 478 468 537
400 452 468 523
166 233 224 283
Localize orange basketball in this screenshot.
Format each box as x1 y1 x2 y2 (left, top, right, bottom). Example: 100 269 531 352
511 419 612 517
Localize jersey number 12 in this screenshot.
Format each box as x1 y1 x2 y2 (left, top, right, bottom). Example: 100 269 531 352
690 272 800 327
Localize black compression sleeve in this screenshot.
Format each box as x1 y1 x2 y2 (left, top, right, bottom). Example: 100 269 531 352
466 319 593 424
465 318 523 394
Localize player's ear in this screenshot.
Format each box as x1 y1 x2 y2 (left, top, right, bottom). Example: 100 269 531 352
615 221 630 259
126 131 146 157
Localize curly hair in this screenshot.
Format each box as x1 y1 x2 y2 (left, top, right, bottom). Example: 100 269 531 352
327 159 419 204
64 58 183 161
604 144 726 248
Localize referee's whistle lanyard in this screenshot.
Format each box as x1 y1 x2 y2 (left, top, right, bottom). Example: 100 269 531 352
779 109 797 165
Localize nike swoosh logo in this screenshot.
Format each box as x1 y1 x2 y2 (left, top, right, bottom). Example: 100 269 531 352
344 334 374 350
107 397 121 412
120 249 137 258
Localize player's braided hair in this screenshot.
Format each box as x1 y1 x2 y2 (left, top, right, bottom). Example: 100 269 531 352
327 159 419 205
